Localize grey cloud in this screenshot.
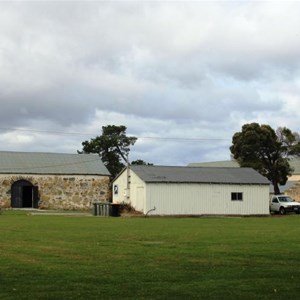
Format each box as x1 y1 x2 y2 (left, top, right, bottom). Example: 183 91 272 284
0 1 300 165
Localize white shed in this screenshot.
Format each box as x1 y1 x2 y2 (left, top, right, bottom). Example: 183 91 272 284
112 165 270 216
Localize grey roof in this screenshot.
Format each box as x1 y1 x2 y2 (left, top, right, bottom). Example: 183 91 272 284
0 151 110 176
290 158 300 175
130 165 270 185
188 158 300 175
271 181 297 194
188 160 240 168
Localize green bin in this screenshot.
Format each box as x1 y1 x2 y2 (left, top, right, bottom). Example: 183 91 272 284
93 203 100 216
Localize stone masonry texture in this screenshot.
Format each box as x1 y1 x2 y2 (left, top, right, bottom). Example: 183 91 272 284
0 174 110 210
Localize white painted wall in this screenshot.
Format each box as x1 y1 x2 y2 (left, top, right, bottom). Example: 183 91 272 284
145 183 270 215
112 170 128 203
112 168 146 212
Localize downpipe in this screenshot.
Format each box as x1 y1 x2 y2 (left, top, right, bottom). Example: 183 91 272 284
145 206 156 217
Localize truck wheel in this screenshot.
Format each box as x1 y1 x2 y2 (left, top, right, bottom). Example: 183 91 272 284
279 207 286 215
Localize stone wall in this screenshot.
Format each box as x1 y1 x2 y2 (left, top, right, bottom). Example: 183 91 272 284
0 174 110 210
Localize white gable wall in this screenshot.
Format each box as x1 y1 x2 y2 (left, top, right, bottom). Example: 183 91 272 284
113 168 146 212
112 170 128 203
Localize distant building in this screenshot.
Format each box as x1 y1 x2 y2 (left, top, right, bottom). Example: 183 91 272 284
289 158 300 181
112 165 270 216
188 160 240 168
0 151 110 210
188 158 300 179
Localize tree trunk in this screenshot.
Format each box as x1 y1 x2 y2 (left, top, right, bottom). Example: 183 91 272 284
273 181 281 195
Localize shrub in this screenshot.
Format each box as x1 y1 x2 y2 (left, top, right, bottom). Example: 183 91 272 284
118 202 142 215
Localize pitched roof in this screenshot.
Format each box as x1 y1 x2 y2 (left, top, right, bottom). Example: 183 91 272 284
290 157 300 175
0 151 110 176
188 160 239 168
130 165 269 185
271 181 297 193
188 158 300 175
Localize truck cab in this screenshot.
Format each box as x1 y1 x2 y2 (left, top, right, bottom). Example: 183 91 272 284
270 195 300 215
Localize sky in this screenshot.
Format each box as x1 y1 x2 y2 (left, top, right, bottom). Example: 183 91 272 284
1 0 300 166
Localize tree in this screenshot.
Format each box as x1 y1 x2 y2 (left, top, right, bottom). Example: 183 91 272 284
230 123 300 195
79 125 137 178
131 159 153 166
278 127 300 157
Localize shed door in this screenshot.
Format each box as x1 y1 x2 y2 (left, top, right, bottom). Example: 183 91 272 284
11 185 23 208
136 187 145 212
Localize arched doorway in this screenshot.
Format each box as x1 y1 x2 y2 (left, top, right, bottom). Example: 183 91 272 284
11 180 39 208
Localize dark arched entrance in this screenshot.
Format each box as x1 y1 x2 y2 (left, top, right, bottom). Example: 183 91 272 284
11 180 39 208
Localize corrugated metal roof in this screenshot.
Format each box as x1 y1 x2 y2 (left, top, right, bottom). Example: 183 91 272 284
130 165 270 184
272 181 297 193
188 158 300 175
0 151 110 176
290 158 300 175
188 160 240 168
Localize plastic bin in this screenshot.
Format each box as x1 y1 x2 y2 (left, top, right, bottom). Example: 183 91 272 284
93 202 111 216
111 204 120 217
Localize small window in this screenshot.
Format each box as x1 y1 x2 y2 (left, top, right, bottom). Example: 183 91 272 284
272 198 279 203
113 185 119 195
231 192 243 201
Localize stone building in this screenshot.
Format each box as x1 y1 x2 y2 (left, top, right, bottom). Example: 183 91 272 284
0 151 110 210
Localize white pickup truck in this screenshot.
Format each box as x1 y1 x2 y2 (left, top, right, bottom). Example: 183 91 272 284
270 195 300 215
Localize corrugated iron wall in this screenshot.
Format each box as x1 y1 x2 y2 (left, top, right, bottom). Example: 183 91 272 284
145 183 269 215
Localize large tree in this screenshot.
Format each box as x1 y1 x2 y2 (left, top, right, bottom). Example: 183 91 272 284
230 123 300 195
80 125 137 178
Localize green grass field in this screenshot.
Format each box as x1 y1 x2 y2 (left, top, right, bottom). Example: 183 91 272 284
1 211 300 299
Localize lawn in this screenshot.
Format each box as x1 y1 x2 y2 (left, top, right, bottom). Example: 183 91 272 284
1 211 300 299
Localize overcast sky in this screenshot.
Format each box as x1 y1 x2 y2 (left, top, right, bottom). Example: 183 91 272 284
1 1 300 166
